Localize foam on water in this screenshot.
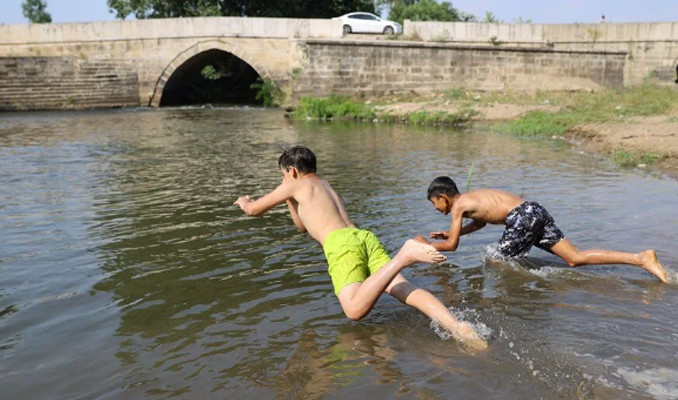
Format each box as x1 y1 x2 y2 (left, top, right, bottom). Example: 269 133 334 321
527 266 567 279
482 244 507 262
429 307 492 341
663 264 678 284
617 367 678 399
481 244 567 279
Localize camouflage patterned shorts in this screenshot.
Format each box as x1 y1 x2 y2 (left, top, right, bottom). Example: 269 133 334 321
498 202 565 258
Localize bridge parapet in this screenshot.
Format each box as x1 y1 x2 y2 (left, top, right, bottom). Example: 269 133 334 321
0 17 342 44
404 21 678 44
404 21 678 86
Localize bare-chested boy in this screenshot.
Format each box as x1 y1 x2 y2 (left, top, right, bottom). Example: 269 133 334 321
417 176 667 282
234 147 487 349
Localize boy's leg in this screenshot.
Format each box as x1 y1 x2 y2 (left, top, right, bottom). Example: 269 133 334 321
336 240 446 322
549 238 667 282
385 273 487 350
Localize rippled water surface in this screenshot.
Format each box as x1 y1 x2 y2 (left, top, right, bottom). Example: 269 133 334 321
1 108 677 399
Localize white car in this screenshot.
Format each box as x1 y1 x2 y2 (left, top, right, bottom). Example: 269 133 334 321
333 12 403 35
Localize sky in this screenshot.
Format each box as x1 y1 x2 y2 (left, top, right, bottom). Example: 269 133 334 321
0 0 676 25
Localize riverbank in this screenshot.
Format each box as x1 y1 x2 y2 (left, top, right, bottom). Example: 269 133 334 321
291 86 678 178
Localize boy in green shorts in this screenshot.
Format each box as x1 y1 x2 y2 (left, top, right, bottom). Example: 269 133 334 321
234 146 487 350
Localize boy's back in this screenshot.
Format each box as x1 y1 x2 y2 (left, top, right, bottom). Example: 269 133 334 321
289 175 354 244
457 189 524 224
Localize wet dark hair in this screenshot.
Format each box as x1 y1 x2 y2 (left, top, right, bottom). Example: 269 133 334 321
427 176 459 200
278 145 317 174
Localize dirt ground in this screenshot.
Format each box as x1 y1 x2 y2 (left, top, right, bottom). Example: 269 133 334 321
379 99 678 178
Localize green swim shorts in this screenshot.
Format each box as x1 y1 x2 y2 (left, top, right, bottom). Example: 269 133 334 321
323 227 391 295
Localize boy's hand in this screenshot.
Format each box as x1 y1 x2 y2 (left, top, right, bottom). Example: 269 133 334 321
429 231 449 240
233 195 253 210
413 235 430 244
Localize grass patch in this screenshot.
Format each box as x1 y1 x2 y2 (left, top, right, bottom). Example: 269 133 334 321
290 85 677 133
406 109 479 126
291 95 477 127
291 96 377 121
610 150 663 168
491 85 678 137
611 150 637 167
444 88 467 101
492 111 574 136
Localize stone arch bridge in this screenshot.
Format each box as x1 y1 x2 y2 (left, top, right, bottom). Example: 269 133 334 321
1 17 673 111
0 18 339 109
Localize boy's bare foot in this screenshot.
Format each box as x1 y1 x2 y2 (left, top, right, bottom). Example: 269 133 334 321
640 250 667 283
444 321 488 351
399 239 447 265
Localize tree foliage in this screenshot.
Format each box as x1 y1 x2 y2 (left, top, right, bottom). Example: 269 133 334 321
385 0 475 24
22 0 52 23
106 0 375 19
482 11 501 23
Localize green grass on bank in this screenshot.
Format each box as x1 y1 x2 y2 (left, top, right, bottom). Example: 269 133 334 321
404 109 479 125
290 85 677 137
610 150 664 168
290 95 477 127
291 96 377 121
489 85 678 137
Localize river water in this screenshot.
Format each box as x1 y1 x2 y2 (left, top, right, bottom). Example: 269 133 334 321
1 108 677 399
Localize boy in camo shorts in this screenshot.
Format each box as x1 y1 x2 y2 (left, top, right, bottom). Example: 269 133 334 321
417 176 667 282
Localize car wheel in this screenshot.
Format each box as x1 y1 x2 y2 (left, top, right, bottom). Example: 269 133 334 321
383 26 394 35
343 25 352 35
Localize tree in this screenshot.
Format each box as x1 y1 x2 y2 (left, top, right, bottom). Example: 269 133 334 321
22 0 52 23
106 0 375 19
482 11 501 23
385 0 475 24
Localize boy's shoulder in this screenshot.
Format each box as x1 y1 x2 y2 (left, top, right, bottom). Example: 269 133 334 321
466 188 516 198
456 189 507 209
458 189 491 202
467 188 500 195
285 174 331 193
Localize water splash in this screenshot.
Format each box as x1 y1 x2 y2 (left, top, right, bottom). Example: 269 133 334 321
526 266 567 279
481 244 577 280
482 243 507 262
617 367 678 400
429 307 492 341
663 264 678 284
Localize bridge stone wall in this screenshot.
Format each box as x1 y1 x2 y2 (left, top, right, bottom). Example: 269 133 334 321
0 18 332 110
0 37 299 110
0 57 139 110
405 21 678 86
293 40 626 98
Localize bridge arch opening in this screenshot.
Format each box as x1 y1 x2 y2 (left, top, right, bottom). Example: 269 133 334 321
159 49 262 107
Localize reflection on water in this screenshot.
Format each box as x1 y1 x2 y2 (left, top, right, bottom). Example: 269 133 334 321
0 108 677 399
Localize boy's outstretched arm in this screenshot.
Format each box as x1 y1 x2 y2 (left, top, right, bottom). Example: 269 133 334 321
461 219 486 235
415 206 463 251
432 208 462 251
234 182 294 216
429 219 486 240
428 205 478 252
286 199 306 232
